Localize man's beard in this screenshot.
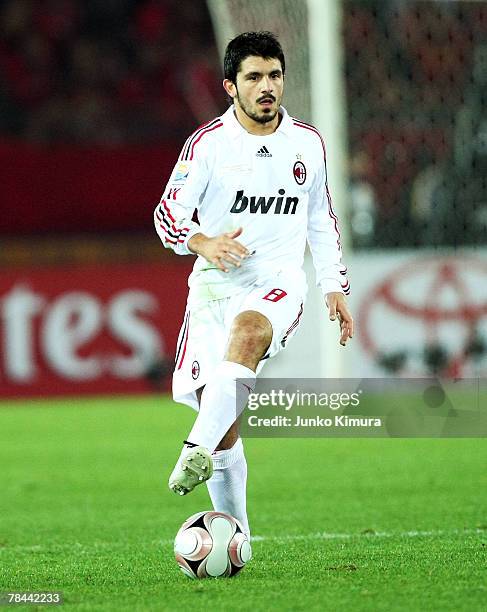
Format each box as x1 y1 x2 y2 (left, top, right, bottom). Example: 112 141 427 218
236 93 279 124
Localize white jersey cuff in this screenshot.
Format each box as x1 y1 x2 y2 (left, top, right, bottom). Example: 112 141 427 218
319 279 348 298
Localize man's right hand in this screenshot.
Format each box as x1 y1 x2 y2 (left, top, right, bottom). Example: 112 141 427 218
188 228 249 273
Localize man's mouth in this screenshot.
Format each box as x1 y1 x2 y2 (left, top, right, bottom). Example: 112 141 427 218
258 97 275 107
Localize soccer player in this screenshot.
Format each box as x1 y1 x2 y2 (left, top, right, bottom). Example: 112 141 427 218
154 31 353 537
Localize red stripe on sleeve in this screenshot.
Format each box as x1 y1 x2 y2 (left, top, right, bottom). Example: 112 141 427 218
189 122 223 160
294 121 342 249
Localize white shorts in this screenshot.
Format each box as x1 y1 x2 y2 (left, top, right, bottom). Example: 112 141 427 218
173 271 307 410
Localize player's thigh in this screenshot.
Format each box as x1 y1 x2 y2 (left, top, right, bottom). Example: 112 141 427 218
232 279 306 360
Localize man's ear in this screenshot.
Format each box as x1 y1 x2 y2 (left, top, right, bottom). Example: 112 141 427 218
223 79 236 99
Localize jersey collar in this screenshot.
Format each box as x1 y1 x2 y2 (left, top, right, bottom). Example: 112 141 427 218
222 104 293 138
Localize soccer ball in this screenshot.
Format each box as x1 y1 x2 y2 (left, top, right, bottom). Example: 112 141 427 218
174 511 252 578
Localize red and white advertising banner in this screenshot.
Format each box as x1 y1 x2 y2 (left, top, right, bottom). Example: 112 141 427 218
3 251 486 398
347 250 487 378
0 261 193 398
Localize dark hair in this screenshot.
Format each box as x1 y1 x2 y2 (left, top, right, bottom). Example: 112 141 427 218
224 31 285 84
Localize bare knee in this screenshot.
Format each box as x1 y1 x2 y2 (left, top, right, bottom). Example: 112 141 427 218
225 310 272 370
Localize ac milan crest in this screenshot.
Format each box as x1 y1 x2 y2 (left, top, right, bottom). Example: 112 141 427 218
191 360 200 380
293 161 306 185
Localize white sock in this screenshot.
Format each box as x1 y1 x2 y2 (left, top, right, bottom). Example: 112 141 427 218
206 438 250 537
187 361 256 453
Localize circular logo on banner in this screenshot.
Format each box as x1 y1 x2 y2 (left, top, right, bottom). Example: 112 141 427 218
293 161 306 185
358 255 487 377
191 360 200 380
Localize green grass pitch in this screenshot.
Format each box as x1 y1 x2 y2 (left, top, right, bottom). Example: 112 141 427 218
0 396 486 611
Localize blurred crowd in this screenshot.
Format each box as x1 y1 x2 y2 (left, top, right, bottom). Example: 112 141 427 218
1 0 486 248
0 0 222 144
345 1 487 247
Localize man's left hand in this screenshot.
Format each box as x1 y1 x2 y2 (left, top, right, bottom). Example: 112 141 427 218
326 292 354 346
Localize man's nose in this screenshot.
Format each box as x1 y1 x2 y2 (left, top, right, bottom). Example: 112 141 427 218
261 76 273 92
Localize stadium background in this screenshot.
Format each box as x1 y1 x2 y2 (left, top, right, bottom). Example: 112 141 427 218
1 1 486 609
1 0 486 396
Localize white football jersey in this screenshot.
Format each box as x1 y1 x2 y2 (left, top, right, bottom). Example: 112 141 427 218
154 105 350 304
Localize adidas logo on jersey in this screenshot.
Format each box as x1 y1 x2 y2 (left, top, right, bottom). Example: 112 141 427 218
256 146 272 158
230 189 299 215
